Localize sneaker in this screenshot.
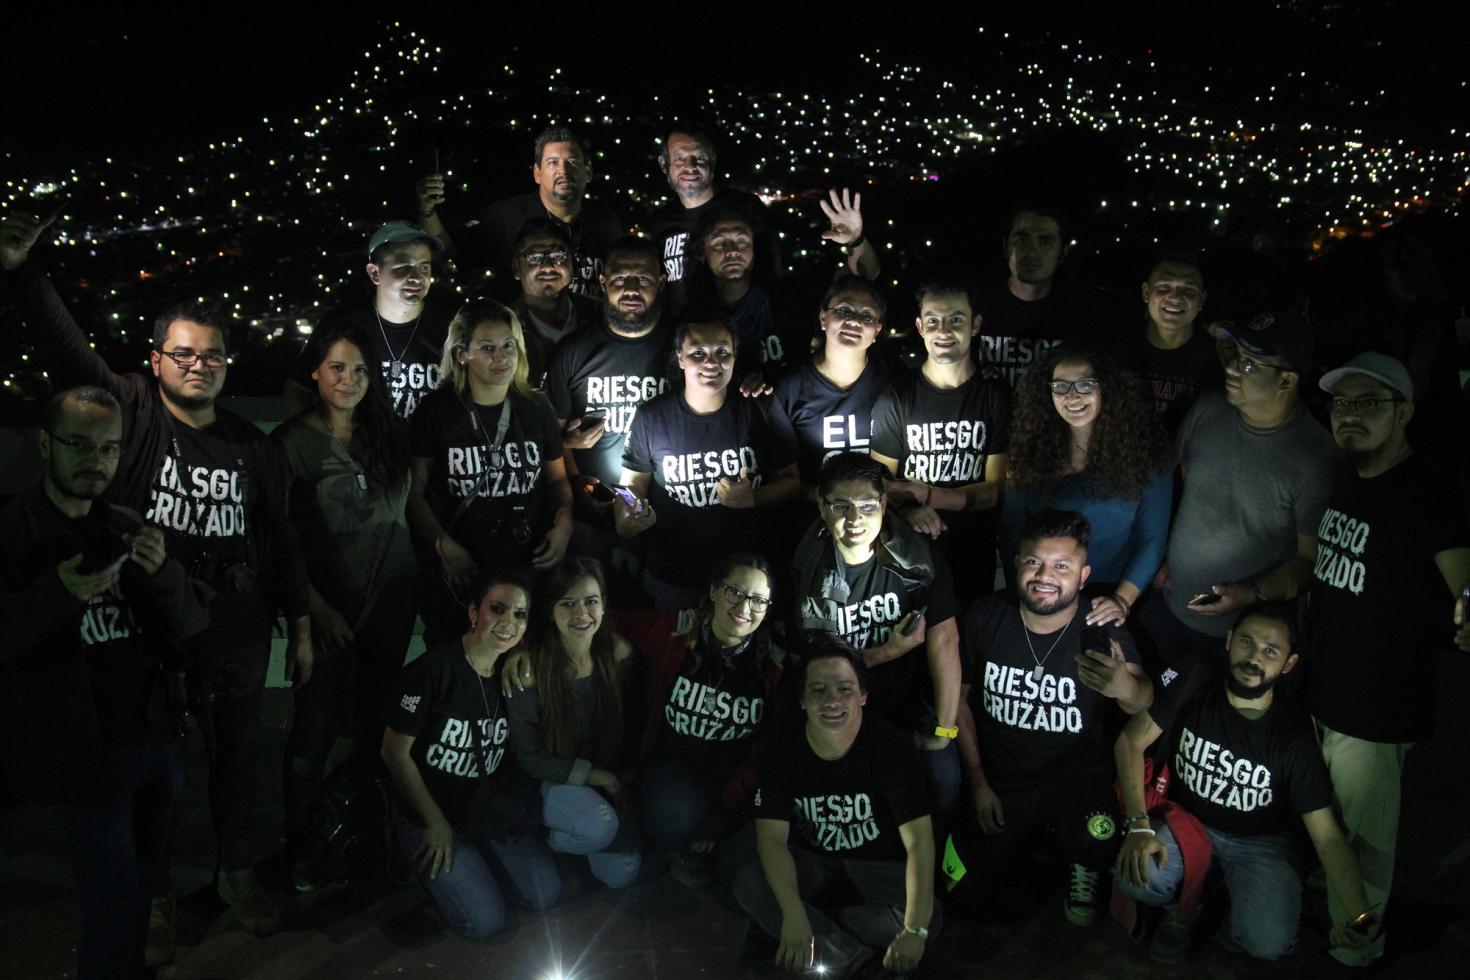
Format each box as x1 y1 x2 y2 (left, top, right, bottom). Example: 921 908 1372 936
218 867 281 936
667 846 715 890
1150 910 1194 965
1064 863 1103 925
145 894 176 967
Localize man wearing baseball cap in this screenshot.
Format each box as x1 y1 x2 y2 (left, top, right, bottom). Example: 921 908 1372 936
1306 351 1470 965
284 221 450 420
1133 312 1338 692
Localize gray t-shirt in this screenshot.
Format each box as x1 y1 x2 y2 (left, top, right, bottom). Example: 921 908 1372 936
1165 390 1338 636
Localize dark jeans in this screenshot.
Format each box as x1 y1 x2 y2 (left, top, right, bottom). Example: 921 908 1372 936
57 740 185 979
283 592 417 834
639 752 755 884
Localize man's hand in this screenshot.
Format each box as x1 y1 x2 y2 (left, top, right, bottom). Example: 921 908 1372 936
56 554 118 601
865 611 925 666
1187 583 1255 616
311 601 355 654
902 505 945 539
436 535 477 591
775 908 815 971
738 371 773 398
123 527 167 577
717 466 755 509
0 211 54 271
1115 827 1168 887
614 493 656 536
285 630 314 689
532 519 572 569
563 416 605 450
414 174 446 219
974 782 1005 835
1330 909 1383 950
416 815 455 880
1077 637 1132 699
819 188 864 246
884 930 926 974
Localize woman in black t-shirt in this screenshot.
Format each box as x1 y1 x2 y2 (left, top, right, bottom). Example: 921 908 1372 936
382 571 558 938
408 300 573 641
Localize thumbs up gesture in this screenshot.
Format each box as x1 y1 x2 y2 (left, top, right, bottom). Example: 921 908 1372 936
717 465 755 509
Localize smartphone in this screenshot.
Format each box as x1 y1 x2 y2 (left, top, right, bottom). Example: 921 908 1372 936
1189 591 1223 606
608 484 641 509
902 606 928 636
579 410 607 429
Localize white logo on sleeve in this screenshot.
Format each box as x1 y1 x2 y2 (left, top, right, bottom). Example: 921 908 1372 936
400 694 421 714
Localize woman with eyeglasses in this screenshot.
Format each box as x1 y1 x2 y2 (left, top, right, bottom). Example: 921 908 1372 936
408 300 573 642
1001 345 1173 625
271 319 418 889
614 317 799 609
504 558 643 892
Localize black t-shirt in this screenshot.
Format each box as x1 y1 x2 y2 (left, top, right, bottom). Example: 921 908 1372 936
1307 456 1470 742
972 279 1091 388
386 642 513 832
869 368 1012 488
653 188 768 315
658 640 773 776
460 192 623 298
545 320 674 486
961 594 1139 787
772 348 903 485
623 391 797 582
723 284 786 376
796 531 958 728
753 713 930 861
295 302 454 421
409 387 563 567
1123 327 1223 439
1151 665 1333 836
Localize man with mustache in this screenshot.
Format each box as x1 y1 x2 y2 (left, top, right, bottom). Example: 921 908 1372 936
1115 604 1382 964
415 126 623 297
1304 352 1470 965
508 218 599 389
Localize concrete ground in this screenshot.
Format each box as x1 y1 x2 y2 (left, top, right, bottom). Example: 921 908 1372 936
4 650 1469 980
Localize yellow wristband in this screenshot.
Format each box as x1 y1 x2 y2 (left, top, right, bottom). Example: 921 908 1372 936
933 725 958 739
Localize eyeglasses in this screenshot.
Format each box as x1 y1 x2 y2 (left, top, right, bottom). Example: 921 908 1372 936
1330 396 1403 416
47 433 122 460
824 305 880 327
1217 343 1286 376
520 249 570 267
156 348 227 370
720 583 771 613
1047 379 1100 395
823 498 883 518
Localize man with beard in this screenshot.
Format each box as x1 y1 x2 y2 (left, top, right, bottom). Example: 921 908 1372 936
871 279 1010 606
283 220 450 420
0 211 312 958
1123 257 1222 438
508 218 599 389
1115 604 1382 964
950 509 1149 927
0 386 206 979
1304 353 1470 965
415 126 623 296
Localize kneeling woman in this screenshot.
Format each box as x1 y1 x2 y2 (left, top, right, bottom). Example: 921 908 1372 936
506 558 643 889
382 572 558 938
616 318 799 609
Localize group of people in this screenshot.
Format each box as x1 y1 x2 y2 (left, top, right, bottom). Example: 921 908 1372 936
1 118 1467 980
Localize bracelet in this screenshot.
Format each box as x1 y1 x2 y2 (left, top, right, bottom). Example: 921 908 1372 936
1112 593 1132 614
1127 827 1156 836
1350 907 1381 929
1125 813 1150 826
845 232 866 250
903 923 929 940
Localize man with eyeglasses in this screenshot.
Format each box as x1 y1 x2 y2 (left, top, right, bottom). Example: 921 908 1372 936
789 452 964 830
1 385 207 979
1 212 312 954
1133 312 1337 694
1304 352 1470 966
1124 257 1222 437
509 218 598 389
415 126 622 297
871 279 1010 607
283 220 451 420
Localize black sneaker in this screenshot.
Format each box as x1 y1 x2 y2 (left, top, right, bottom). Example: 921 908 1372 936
1064 863 1103 925
1150 910 1194 964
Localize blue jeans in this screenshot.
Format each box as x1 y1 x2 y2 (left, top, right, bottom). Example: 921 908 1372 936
57 740 185 979
542 783 641 888
1116 822 1303 960
394 816 561 939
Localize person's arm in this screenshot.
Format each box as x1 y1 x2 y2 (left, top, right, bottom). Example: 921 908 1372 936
0 559 91 665
506 679 587 785
1433 546 1470 652
1077 636 1152 715
719 462 801 510
1302 807 1375 925
407 455 476 583
1194 532 1317 617
884 816 935 974
1112 710 1167 887
818 188 880 279
532 454 574 570
923 617 962 744
612 468 657 539
381 728 456 879
754 818 814 972
1118 468 1174 597
257 436 313 687
412 173 456 257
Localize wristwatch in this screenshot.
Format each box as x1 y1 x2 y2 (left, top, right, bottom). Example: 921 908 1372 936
933 725 958 740
904 924 929 940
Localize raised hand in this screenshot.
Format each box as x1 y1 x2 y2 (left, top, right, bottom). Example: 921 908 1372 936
819 188 864 246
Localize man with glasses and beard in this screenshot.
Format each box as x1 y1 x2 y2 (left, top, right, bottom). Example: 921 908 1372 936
1115 604 1382 964
1304 353 1470 965
508 218 599 389
1 211 312 960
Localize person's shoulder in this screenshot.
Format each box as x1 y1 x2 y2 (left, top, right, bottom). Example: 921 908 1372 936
962 591 1013 628
269 412 318 448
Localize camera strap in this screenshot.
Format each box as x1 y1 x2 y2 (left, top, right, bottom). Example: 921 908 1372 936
447 394 512 530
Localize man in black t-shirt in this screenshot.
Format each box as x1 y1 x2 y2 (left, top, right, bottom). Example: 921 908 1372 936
1305 353 1470 966
507 218 599 389
872 279 1010 605
736 641 937 977
951 510 1150 926
789 452 963 829
1116 604 1382 964
285 220 451 420
1123 258 1221 438
416 126 623 297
